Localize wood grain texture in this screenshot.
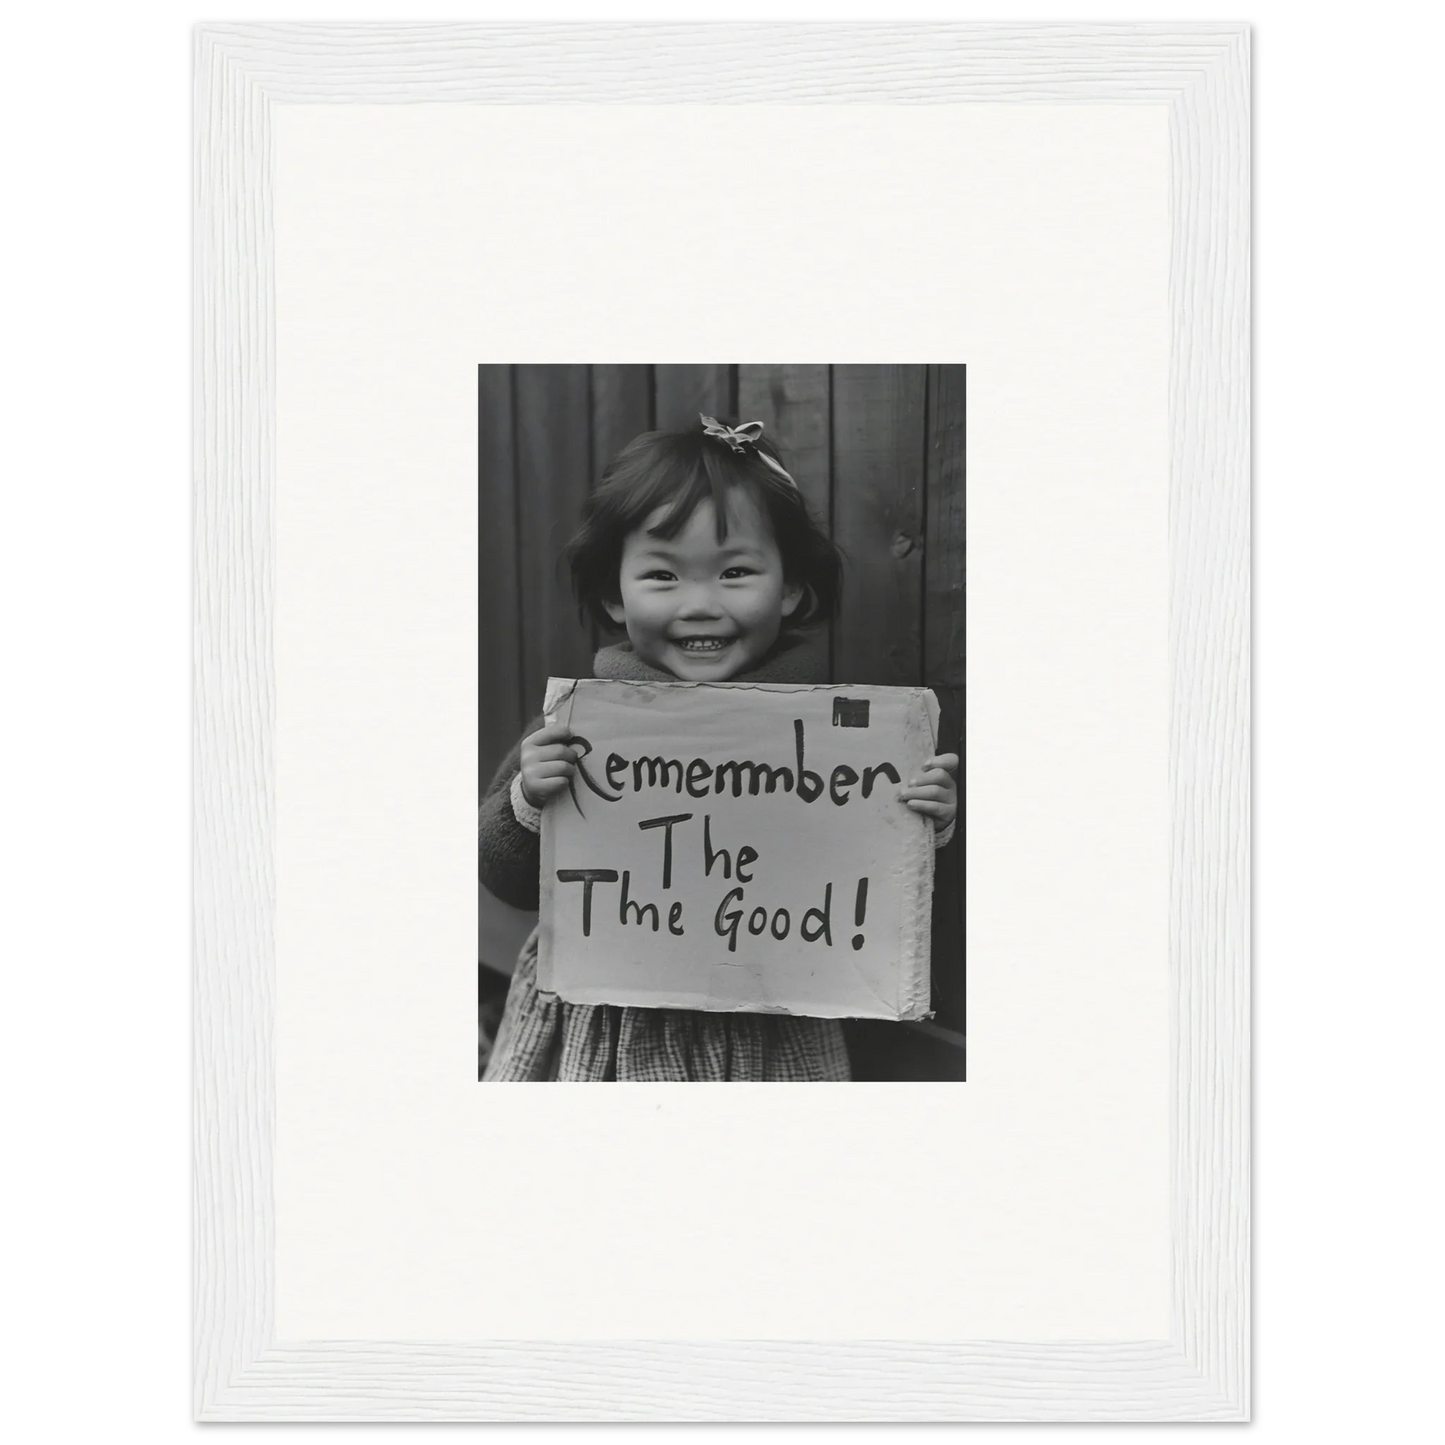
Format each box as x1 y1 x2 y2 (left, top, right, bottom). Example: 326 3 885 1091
923 368 967 1032
194 25 277 1417
832 365 927 686
928 683 967 1036
514 364 594 714
192 21 1251 103
653 364 736 430
195 21 1249 1421
477 365 522 786
591 363 653 479
1167 27 1251 1416
203 1340 1235 1421
924 365 967 689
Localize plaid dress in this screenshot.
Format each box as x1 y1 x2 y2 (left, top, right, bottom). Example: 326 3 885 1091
486 929 851 1081
480 636 852 1082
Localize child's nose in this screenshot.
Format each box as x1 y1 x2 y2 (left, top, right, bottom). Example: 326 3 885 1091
676 584 723 618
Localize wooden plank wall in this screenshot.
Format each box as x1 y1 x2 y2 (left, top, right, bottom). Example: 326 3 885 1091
924 367 967 1045
479 365 966 1066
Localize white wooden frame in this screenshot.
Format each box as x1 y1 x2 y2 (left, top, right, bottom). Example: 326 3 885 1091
194 23 1249 1421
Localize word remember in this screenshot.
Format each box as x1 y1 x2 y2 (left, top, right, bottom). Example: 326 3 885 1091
581 718 901 808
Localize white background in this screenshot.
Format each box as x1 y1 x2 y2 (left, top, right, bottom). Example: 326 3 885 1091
273 99 1169 1343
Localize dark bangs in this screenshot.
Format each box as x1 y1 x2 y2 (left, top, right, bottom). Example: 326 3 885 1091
566 420 843 633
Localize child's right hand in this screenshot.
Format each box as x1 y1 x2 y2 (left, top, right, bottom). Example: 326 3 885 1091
518 724 580 809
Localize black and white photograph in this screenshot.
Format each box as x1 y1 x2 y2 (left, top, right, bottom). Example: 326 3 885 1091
476 365 967 1080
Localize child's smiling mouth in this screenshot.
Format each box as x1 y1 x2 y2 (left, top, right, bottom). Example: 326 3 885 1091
672 636 734 654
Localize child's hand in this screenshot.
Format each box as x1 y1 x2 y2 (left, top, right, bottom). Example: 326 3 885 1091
518 724 581 809
899 753 959 832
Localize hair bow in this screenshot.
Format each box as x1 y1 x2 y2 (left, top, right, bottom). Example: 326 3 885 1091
699 414 798 489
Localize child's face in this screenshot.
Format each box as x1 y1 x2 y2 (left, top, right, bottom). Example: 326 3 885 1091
605 489 803 681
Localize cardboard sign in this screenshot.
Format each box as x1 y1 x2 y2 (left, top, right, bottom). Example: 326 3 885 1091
537 679 940 1021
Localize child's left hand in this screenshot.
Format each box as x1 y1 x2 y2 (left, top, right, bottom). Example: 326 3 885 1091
899 753 959 833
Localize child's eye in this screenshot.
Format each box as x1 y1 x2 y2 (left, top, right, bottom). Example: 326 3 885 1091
721 566 756 580
640 569 676 582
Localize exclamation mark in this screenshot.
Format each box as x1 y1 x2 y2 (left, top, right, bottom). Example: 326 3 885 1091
851 878 868 951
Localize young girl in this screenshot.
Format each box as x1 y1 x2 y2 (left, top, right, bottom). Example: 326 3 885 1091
479 415 958 1081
